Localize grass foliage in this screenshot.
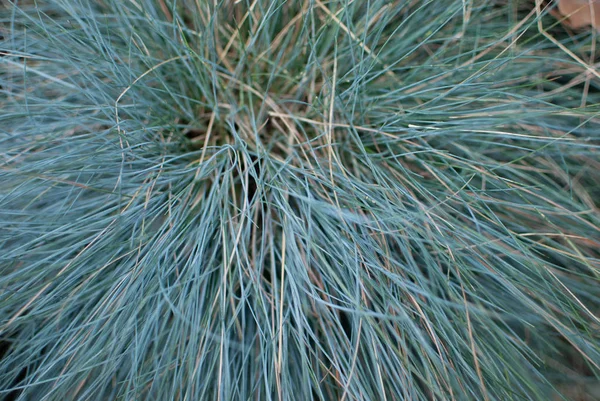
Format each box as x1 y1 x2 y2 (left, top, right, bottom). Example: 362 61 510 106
1 0 600 400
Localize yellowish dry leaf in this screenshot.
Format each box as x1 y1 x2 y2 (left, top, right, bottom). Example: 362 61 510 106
557 0 600 29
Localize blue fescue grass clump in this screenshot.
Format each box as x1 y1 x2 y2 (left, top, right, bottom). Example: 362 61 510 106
1 0 599 400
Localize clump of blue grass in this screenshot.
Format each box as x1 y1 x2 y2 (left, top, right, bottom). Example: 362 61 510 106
1 0 599 400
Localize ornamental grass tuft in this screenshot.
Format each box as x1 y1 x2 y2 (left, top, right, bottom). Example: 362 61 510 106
1 1 599 400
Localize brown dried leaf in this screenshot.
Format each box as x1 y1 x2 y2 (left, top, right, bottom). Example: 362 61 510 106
556 0 600 29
